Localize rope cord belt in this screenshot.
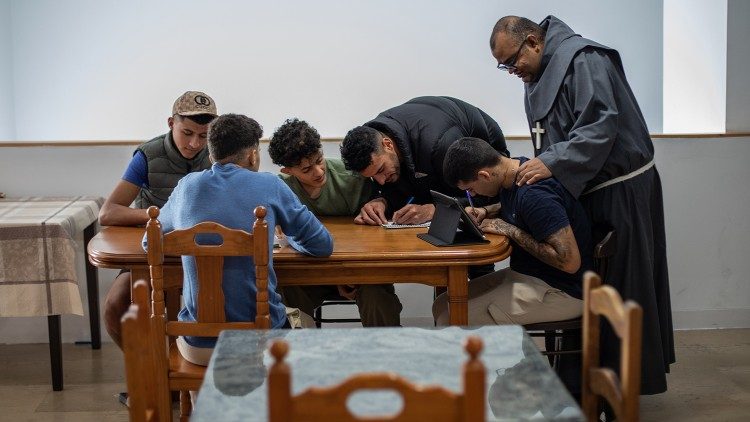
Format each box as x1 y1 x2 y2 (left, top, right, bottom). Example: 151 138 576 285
581 159 655 196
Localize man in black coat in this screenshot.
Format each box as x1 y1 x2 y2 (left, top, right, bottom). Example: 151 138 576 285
340 96 508 225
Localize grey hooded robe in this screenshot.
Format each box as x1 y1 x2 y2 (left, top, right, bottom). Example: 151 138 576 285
524 16 674 395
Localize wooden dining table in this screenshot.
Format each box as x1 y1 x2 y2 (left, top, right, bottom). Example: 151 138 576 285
87 217 511 325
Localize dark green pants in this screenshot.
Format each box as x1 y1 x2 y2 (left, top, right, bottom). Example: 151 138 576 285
280 284 402 327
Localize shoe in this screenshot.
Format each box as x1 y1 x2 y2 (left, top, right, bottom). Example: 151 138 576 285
117 392 129 407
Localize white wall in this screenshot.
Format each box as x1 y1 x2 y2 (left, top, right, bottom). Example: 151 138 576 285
663 0 727 133
6 0 662 140
0 0 14 139
726 0 750 132
656 138 750 328
1 136 749 343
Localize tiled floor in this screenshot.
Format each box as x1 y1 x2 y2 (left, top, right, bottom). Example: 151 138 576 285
0 329 748 421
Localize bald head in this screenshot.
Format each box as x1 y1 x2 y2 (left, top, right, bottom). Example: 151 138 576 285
490 16 546 50
490 16 547 83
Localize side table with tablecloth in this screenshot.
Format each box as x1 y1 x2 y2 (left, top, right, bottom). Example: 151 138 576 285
0 196 104 390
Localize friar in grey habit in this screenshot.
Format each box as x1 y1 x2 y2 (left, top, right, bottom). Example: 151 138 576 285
490 15 675 395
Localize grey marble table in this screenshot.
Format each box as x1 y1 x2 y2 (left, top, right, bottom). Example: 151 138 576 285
192 326 583 421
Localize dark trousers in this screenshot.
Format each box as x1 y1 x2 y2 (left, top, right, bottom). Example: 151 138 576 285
281 284 402 327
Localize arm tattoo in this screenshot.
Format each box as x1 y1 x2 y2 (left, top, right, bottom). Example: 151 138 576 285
503 224 579 273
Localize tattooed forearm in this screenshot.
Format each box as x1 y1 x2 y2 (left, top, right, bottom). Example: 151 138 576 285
495 222 580 274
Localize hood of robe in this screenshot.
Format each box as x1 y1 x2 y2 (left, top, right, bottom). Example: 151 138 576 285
525 15 621 121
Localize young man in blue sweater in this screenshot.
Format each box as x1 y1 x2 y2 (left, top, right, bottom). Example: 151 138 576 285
146 113 333 365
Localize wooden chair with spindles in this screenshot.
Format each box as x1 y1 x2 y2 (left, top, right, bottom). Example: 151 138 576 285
145 205 271 420
267 336 486 422
582 271 643 422
122 279 171 422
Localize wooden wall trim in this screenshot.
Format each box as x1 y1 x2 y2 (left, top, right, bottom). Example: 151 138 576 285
1 133 749 147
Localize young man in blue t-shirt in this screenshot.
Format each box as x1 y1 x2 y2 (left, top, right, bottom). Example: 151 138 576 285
433 137 593 326
98 91 217 349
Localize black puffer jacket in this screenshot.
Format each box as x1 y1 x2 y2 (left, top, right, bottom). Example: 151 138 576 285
364 96 508 212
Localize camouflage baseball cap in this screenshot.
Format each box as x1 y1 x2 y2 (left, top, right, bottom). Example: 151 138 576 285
172 91 218 117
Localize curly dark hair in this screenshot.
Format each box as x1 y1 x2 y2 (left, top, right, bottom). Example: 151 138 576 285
207 113 263 161
268 118 322 167
340 126 382 172
443 137 502 186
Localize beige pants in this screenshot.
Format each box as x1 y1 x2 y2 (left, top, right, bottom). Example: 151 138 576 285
433 269 582 326
175 306 308 367
176 306 307 407
176 336 213 366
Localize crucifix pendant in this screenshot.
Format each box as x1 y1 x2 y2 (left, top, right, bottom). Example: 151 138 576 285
532 121 545 151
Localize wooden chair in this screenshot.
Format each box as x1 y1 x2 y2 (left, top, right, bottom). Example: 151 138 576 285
524 230 617 366
122 279 171 422
145 205 271 420
268 336 486 422
582 271 643 422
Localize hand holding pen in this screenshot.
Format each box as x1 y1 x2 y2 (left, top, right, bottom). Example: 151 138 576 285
392 196 434 224
465 190 487 223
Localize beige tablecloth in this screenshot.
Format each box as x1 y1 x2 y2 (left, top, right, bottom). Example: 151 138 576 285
0 196 103 317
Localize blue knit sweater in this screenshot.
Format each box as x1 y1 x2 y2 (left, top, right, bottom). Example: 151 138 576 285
143 163 333 347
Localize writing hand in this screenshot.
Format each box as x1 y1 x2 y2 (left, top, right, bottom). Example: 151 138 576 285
465 206 487 224
517 157 552 186
392 203 435 224
337 284 358 300
355 198 388 225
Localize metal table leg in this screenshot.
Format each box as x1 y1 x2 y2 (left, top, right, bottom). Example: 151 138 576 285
47 315 63 391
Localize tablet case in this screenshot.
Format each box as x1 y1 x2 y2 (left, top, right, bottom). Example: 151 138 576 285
417 191 490 247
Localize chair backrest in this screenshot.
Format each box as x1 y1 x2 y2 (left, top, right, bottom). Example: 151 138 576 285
267 336 486 422
122 280 172 422
582 271 643 422
145 205 271 339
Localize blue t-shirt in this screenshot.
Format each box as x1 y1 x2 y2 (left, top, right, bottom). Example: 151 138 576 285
498 157 592 299
122 150 148 188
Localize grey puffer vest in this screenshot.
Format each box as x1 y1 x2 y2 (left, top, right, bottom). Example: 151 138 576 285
134 132 211 208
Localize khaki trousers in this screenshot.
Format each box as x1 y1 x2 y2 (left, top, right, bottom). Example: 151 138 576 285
433 269 582 326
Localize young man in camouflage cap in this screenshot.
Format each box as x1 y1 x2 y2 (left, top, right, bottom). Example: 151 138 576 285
99 91 217 351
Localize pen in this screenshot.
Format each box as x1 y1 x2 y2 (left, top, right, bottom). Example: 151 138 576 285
465 190 475 212
405 196 415 206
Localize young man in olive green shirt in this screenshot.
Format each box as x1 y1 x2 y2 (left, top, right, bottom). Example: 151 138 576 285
270 118 402 326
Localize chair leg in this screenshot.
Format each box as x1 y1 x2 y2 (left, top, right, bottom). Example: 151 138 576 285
544 330 556 367
553 334 564 369
314 307 322 328
179 390 192 421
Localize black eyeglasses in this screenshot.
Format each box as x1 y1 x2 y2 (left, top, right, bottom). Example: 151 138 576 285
497 39 527 72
